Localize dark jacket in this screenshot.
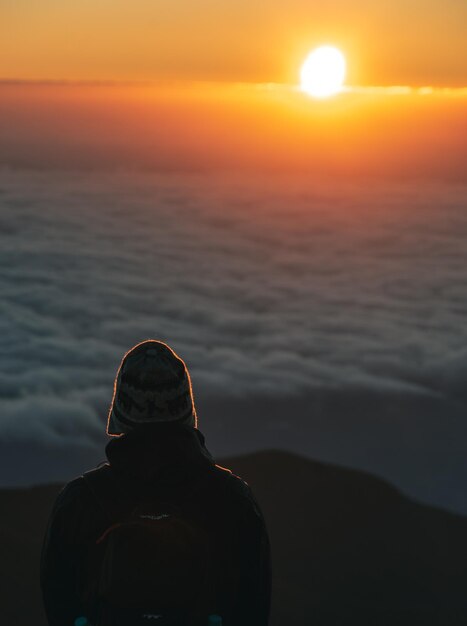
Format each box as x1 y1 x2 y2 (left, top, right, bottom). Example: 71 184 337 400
40 425 271 626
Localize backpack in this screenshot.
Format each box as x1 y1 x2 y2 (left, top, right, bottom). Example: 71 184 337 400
81 464 229 626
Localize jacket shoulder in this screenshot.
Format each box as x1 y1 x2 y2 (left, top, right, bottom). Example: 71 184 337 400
212 464 263 517
53 475 87 508
213 463 250 489
52 464 109 513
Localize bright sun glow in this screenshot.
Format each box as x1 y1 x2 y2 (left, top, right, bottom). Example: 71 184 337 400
300 46 346 98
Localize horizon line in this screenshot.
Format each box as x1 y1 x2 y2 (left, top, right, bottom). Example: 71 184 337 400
1 77 467 95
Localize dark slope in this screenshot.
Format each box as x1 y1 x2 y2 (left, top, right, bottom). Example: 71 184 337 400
1 451 467 626
229 451 467 625
0 482 60 624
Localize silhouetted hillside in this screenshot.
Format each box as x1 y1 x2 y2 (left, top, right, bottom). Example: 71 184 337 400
2 451 467 626
230 451 467 625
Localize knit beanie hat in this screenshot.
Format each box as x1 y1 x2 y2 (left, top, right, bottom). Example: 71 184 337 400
107 340 197 436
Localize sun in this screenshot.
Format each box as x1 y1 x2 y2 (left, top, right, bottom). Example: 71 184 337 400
300 46 346 98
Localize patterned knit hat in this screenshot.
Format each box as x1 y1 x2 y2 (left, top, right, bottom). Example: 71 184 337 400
107 340 197 436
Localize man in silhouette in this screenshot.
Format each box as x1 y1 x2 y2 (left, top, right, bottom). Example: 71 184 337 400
41 340 271 626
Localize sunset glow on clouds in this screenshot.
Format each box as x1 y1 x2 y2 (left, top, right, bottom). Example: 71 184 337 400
1 0 466 179
0 79 466 181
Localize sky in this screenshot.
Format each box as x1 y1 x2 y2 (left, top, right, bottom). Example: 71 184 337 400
1 0 466 180
2 0 467 85
1 1 466 180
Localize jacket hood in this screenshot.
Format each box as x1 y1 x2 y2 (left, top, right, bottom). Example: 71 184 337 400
105 423 214 485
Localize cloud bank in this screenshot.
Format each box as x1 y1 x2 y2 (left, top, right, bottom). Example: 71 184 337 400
1 169 467 510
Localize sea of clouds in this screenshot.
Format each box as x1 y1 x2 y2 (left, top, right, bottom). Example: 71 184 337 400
1 169 466 511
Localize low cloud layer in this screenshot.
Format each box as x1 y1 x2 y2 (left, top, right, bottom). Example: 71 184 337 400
1 169 467 509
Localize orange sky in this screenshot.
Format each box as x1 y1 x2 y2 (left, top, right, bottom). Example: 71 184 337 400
2 0 467 85
1 1 466 180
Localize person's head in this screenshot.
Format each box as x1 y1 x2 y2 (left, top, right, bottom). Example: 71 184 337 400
107 340 197 436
